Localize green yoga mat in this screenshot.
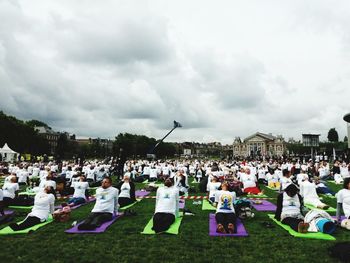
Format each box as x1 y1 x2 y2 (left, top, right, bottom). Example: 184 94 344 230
202 200 216 211
18 191 36 196
142 180 148 184
9 205 34 210
267 214 335 240
305 204 336 213
0 215 53 235
246 194 268 198
141 213 183 235
119 199 141 211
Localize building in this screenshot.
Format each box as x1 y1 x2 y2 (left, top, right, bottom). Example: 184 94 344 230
233 132 286 157
35 126 60 154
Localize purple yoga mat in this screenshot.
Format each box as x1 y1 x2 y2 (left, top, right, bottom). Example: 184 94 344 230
209 213 248 237
332 216 347 221
65 215 122 234
2 210 14 216
135 190 150 198
251 200 277 211
179 200 185 209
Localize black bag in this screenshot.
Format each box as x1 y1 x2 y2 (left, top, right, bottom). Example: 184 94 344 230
329 242 350 262
234 199 254 219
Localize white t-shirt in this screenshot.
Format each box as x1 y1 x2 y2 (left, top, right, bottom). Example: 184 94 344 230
336 189 350 218
215 190 236 214
28 192 55 221
258 168 267 180
32 167 40 177
0 189 3 201
18 170 29 183
280 177 293 191
207 182 221 199
296 173 308 185
150 168 158 179
266 172 278 184
143 166 150 175
281 192 301 218
119 182 131 198
92 187 119 214
240 173 256 189
2 182 19 199
155 186 179 216
300 181 322 207
72 181 89 199
340 167 349 178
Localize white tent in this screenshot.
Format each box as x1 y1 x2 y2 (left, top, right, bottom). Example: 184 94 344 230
0 143 18 162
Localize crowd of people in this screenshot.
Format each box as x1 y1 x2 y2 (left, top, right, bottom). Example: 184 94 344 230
0 157 350 234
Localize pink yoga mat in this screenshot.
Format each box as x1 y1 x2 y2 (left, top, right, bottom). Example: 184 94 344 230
135 190 150 198
251 200 276 211
65 214 122 234
209 213 248 237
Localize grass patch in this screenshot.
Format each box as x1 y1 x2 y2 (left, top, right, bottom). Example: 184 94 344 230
0 180 348 263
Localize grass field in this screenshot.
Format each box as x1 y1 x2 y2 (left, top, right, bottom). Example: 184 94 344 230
0 179 348 263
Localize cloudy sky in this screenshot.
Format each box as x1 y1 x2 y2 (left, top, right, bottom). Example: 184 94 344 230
1 0 350 144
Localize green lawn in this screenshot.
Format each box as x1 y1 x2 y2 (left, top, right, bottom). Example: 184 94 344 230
0 180 348 263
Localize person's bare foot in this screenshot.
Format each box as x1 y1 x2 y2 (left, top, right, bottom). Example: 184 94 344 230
216 224 225 234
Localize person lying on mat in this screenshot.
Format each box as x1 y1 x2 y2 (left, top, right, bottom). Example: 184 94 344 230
116 172 136 208
275 184 309 233
152 178 179 233
207 176 221 204
314 178 335 196
214 182 237 234
336 177 350 224
304 209 336 234
78 177 118 230
300 179 329 210
66 175 89 207
9 186 55 231
240 168 262 195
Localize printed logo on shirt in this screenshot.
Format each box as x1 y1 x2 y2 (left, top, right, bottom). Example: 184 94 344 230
163 193 170 199
219 194 232 210
98 192 108 200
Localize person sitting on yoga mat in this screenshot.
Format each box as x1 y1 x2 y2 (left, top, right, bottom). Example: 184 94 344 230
2 176 19 206
67 175 89 207
336 178 350 226
207 176 221 204
300 179 329 210
78 177 118 230
174 169 189 196
152 178 179 233
116 172 136 208
240 168 262 195
9 186 55 231
37 173 56 193
214 182 237 234
275 184 309 233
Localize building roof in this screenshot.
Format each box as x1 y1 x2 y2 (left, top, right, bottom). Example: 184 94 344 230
244 132 276 142
0 143 18 154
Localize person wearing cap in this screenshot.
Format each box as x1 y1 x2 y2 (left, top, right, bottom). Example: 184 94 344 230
116 172 136 208
214 182 237 234
336 178 350 229
152 178 179 233
275 184 309 233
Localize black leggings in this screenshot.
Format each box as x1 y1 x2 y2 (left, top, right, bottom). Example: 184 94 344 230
152 213 175 233
118 197 133 208
10 216 41 231
282 217 303 232
215 212 237 233
78 212 113 230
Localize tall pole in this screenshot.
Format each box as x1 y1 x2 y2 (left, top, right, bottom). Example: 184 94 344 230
148 121 182 154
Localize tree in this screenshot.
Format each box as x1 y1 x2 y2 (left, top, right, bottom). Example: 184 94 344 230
26 120 51 129
327 128 339 142
344 136 348 143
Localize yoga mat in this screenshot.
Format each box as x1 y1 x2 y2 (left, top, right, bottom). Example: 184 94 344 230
18 191 36 196
179 200 185 209
267 214 336 240
246 194 268 198
65 215 122 234
191 179 200 184
251 200 277 211
332 216 346 221
202 200 216 211
3 210 15 216
305 204 336 213
321 194 336 199
135 190 150 198
142 179 148 184
119 199 141 211
209 213 248 237
141 213 183 235
8 205 33 210
0 215 53 235
266 186 279 191
55 197 96 210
